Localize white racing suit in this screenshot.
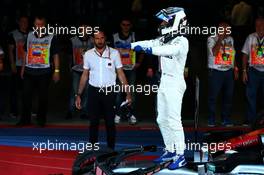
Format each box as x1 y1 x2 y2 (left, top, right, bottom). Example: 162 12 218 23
131 36 188 154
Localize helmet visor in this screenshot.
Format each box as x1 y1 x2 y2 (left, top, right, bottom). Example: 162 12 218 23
155 7 184 22
155 11 172 22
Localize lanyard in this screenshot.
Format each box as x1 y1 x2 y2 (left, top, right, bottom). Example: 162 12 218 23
221 40 231 61
257 36 264 49
222 40 226 54
256 36 264 57
94 46 111 60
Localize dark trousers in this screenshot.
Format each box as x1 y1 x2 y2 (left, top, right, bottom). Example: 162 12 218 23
21 72 51 123
208 69 234 120
10 66 23 115
0 75 9 116
87 85 116 149
246 67 264 123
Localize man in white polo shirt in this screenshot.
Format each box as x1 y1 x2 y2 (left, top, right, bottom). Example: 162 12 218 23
242 17 264 126
75 30 131 150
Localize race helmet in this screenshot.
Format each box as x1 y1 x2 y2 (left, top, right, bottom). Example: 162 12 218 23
156 7 187 36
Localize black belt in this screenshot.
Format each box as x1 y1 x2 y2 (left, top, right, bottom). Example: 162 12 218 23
89 84 115 91
162 73 175 77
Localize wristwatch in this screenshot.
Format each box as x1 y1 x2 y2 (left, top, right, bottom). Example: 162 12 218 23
75 93 81 97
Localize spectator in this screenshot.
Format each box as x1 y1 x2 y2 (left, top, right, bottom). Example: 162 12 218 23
8 15 29 118
17 16 60 127
66 23 94 119
75 30 132 150
242 17 264 126
231 0 253 27
231 0 253 57
112 17 143 125
207 22 238 127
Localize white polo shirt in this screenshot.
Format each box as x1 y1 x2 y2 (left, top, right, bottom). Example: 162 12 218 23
242 32 264 72
207 36 235 71
83 46 123 87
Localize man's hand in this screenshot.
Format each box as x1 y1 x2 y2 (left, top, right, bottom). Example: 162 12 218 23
53 72 60 83
53 54 60 82
242 70 248 84
212 34 226 56
20 66 25 79
75 95 82 110
234 67 239 80
146 68 154 77
133 45 152 54
126 93 132 106
117 68 132 105
241 54 249 84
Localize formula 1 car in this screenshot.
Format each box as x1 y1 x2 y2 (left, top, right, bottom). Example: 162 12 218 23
72 130 264 175
72 76 264 174
72 145 194 175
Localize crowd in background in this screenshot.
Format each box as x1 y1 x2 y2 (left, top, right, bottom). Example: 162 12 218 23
0 0 263 127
